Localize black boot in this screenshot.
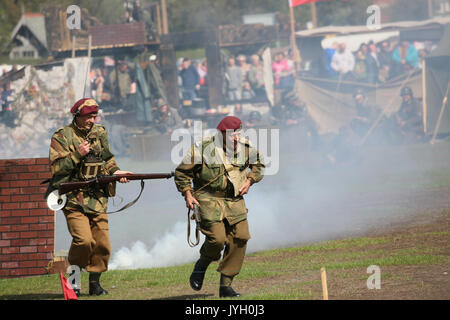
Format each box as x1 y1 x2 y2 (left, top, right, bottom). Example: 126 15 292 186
89 272 108 296
219 286 241 298
190 260 207 291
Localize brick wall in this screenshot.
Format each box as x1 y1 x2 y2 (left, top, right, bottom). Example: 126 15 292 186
0 158 54 278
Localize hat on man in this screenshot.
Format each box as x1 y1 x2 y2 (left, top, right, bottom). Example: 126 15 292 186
217 116 242 131
70 98 99 116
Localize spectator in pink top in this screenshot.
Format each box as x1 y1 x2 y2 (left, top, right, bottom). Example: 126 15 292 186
272 52 294 89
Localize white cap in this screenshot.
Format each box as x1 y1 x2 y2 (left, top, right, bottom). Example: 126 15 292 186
149 55 157 61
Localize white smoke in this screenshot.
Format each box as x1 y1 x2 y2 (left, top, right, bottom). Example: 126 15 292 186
109 221 204 270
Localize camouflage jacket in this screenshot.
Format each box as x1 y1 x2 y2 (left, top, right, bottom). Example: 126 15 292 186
48 121 120 214
175 133 264 227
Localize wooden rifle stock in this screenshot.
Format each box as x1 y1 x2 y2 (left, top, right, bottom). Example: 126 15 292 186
58 172 174 195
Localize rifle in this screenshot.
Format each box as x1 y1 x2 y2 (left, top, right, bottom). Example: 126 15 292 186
46 172 174 213
58 172 174 195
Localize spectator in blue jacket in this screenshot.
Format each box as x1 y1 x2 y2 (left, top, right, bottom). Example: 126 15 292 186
179 58 200 100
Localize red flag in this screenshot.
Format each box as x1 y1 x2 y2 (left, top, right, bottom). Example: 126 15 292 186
59 272 78 300
289 0 337 8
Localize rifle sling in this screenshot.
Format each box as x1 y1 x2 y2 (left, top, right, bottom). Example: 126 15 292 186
75 180 146 215
187 206 200 247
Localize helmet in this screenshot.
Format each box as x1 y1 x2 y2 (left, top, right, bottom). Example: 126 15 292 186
353 88 365 99
400 86 413 97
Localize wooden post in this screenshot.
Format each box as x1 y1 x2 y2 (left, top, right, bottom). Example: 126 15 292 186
428 0 434 18
422 59 428 134
159 36 179 110
321 267 329 300
311 2 318 28
161 0 169 35
430 81 450 144
156 3 162 36
289 1 301 71
205 29 223 109
72 36 76 58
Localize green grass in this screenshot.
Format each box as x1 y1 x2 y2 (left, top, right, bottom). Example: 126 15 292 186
1 213 448 300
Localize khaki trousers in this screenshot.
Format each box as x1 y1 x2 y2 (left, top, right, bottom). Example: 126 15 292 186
63 209 111 273
199 219 250 277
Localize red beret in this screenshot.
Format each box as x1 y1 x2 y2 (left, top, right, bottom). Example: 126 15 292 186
217 116 242 131
70 98 99 116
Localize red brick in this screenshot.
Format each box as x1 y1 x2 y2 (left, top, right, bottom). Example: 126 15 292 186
35 259 50 268
2 232 20 240
20 260 37 268
20 231 38 239
29 238 47 246
2 261 19 268
20 186 46 194
28 180 45 187
20 246 37 253
38 216 54 224
0 181 10 188
29 194 46 202
0 210 11 217
2 246 19 254
0 240 11 247
37 172 51 179
0 269 10 277
14 159 36 165
9 180 29 188
18 173 38 180
11 239 30 246
0 195 10 202
30 224 48 231
11 210 30 217
37 231 53 238
0 188 20 196
9 268 28 276
46 238 54 245
36 158 49 165
0 225 11 232
21 216 38 224
2 203 20 210
19 202 39 209
29 208 49 216
11 195 30 202
0 173 18 180
28 165 48 172
0 254 11 262
28 268 46 275
37 245 50 252
11 224 29 232
0 217 21 224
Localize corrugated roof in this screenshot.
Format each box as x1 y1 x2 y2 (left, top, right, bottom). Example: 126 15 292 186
11 13 47 48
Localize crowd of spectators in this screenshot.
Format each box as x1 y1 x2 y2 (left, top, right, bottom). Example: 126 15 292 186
322 39 435 83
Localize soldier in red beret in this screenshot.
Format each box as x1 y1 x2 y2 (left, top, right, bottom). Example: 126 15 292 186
47 98 132 297
174 116 265 298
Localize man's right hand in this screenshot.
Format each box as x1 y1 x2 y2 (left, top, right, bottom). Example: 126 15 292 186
77 141 90 157
185 190 199 210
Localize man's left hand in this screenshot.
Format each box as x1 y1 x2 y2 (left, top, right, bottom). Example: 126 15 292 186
114 170 133 183
239 178 253 196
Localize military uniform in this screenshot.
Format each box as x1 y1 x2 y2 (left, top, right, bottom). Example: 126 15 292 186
48 108 120 275
175 129 264 293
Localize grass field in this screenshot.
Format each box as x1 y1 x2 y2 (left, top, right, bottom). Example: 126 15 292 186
1 209 448 300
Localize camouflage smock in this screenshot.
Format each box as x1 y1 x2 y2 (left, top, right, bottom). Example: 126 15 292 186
48 121 120 215
175 133 264 227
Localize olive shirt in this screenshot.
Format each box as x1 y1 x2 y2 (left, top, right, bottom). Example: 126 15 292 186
48 121 120 215
174 133 264 227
